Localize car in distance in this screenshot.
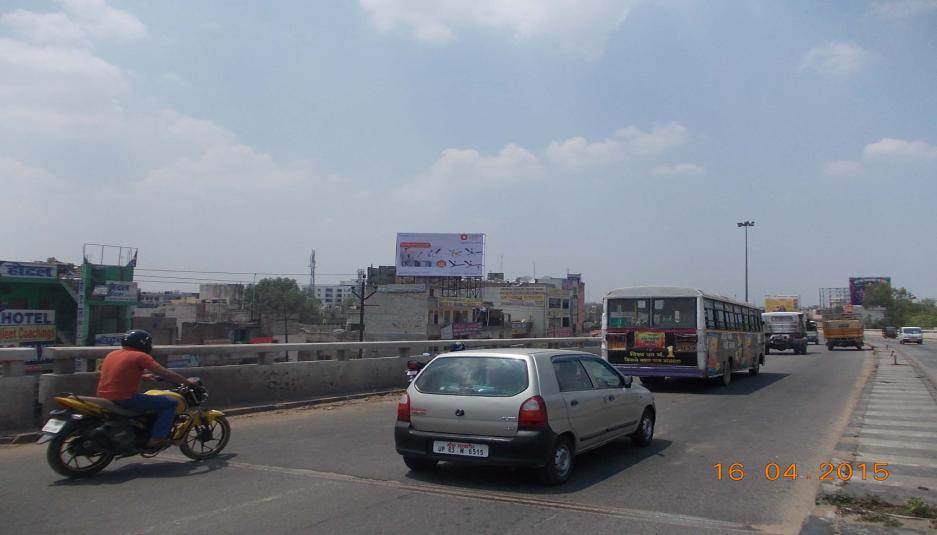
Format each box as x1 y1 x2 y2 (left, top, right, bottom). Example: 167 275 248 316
806 320 819 345
898 327 924 344
394 348 656 485
882 326 898 338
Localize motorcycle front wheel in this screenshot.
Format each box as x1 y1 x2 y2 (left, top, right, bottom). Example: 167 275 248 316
179 415 231 460
47 423 114 478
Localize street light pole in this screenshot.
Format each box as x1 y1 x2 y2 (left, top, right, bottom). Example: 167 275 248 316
737 221 755 302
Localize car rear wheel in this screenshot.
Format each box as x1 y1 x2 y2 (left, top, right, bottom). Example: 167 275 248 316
538 436 573 485
403 456 438 472
630 408 655 447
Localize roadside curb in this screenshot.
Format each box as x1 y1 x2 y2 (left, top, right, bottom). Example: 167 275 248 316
0 389 404 446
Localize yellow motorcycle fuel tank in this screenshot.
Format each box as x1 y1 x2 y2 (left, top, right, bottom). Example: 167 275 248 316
142 390 187 415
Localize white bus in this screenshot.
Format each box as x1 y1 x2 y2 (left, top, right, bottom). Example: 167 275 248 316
602 286 765 386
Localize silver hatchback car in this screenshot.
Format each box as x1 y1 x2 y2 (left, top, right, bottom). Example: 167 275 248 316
394 348 656 485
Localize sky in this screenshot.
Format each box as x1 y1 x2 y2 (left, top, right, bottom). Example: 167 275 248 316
1 0 936 304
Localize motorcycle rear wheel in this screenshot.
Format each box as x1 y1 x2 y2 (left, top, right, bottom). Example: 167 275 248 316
47 423 114 478
180 416 231 460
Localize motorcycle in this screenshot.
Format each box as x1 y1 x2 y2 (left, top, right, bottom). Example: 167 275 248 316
405 352 432 383
37 378 230 478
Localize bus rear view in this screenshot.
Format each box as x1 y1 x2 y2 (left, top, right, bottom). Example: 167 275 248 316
603 286 764 386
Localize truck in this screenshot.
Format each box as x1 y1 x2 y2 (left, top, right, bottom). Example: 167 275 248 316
763 311 808 355
821 316 864 350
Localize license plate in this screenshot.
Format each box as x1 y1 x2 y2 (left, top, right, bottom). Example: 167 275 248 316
433 440 489 458
41 419 66 434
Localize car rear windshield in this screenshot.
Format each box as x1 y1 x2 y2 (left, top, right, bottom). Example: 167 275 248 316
904 328 922 334
415 357 529 397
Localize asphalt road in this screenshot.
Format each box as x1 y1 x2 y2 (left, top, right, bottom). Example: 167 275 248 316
0 345 872 535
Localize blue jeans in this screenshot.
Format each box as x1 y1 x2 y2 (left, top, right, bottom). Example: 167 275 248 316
115 394 178 439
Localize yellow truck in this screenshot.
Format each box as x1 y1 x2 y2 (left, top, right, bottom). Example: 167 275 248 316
821 317 864 350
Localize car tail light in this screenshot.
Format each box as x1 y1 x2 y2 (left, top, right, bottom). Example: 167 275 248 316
397 392 411 422
518 395 547 429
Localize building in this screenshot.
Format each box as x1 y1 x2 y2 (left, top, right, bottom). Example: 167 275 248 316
138 290 198 308
0 251 141 350
134 283 255 340
481 274 586 338
312 280 357 309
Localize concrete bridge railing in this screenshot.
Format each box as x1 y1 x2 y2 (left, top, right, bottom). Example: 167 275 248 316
0 337 601 432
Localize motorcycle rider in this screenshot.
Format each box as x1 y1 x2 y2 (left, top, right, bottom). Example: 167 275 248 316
96 330 197 449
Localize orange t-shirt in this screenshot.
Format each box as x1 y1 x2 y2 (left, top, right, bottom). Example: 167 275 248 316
96 349 160 400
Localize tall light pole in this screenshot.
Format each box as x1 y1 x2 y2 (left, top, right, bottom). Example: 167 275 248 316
737 221 755 302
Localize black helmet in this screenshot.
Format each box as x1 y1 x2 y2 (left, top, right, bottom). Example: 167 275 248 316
450 342 465 352
121 329 153 354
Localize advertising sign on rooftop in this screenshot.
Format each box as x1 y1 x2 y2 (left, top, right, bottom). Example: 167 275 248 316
849 277 891 306
396 233 484 277
0 261 57 279
764 295 800 312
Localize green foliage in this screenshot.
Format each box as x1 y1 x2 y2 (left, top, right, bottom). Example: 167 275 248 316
905 497 937 518
248 277 320 323
863 283 937 329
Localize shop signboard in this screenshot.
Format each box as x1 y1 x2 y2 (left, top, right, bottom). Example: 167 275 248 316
0 261 57 279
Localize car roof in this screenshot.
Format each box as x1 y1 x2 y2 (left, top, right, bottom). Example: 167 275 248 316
433 348 597 359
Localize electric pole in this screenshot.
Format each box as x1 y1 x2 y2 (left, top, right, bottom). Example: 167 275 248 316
350 268 377 356
737 221 755 302
308 249 316 296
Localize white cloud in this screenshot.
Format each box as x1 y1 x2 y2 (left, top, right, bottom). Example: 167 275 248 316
0 37 128 134
863 137 937 162
800 42 867 75
545 123 688 168
651 163 704 177
823 160 864 176
1 0 146 47
824 137 937 175
401 122 692 202
401 143 544 202
871 0 937 20
359 0 635 58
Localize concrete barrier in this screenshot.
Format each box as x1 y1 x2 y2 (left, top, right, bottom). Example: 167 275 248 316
37 357 410 421
1 337 600 431
0 376 38 431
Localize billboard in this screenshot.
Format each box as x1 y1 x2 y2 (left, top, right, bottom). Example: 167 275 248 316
396 233 484 277
849 277 891 305
500 287 546 308
764 295 800 312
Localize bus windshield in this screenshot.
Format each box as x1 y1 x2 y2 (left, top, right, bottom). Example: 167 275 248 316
607 298 696 329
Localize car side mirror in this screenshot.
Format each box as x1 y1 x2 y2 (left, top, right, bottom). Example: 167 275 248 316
623 376 633 388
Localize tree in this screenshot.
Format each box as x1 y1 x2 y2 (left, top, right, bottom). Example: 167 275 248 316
864 283 937 328
247 278 320 333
